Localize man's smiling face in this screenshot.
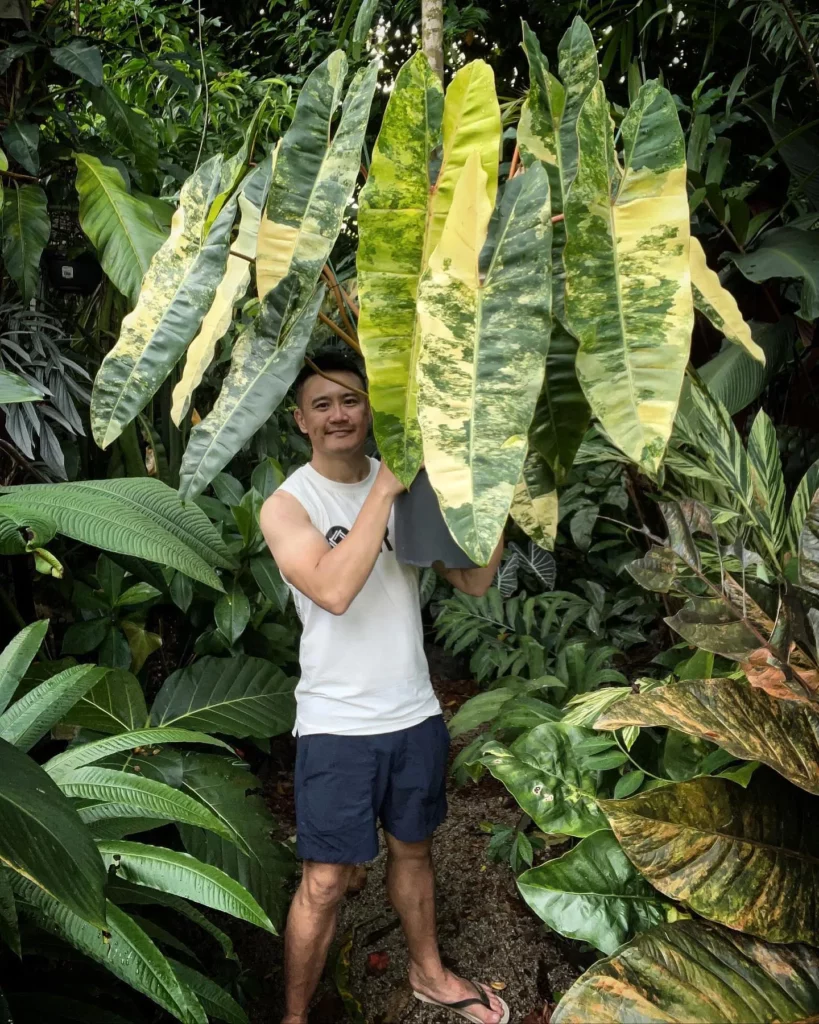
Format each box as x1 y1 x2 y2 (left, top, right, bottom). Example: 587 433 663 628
294 371 371 456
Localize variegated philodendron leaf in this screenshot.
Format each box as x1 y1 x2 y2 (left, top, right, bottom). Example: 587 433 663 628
178 276 323 500
417 158 552 565
510 448 558 551
255 53 377 308
689 237 763 362
171 155 275 426
357 53 501 488
564 79 694 476
91 154 238 449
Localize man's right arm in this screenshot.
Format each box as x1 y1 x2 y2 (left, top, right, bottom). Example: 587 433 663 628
259 463 404 616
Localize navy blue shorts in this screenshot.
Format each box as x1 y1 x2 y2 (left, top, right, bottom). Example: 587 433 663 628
294 715 450 864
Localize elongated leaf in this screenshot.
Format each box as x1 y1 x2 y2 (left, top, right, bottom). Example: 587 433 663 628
0 664 106 751
664 596 758 660
91 154 237 448
518 830 678 955
0 368 44 404
75 154 167 305
3 121 38 174
510 449 558 551
1 184 50 303
13 882 205 1024
249 553 289 612
58 766 236 840
62 668 149 734
44 728 232 779
256 54 377 304
51 39 103 85
98 841 276 933
800 489 819 595
728 227 819 321
597 677 819 795
748 408 787 550
689 237 762 361
564 80 693 474
789 458 819 554
214 583 250 645
0 619 48 715
602 771 819 944
417 159 553 564
0 736 106 928
169 960 248 1024
0 866 20 956
551 919 819 1024
474 723 607 837
171 156 274 426
88 85 158 174
178 277 322 500
151 654 295 738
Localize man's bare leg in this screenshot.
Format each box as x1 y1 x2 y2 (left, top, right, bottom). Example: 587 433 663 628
384 834 504 1024
282 861 353 1024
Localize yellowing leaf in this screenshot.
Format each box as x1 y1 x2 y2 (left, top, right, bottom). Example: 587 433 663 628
690 237 763 363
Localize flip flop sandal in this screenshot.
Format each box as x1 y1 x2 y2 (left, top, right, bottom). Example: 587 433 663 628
413 980 510 1023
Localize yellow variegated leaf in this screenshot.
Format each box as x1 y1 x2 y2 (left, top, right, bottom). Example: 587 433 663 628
171 154 275 426
510 449 558 551
690 236 764 363
564 80 693 475
417 157 553 565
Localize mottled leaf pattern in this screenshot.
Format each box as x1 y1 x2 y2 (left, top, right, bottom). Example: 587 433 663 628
417 161 553 564
564 80 693 474
664 597 759 659
689 237 763 362
510 448 558 551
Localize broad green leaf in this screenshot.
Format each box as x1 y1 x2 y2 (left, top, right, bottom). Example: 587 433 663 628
58 767 236 840
0 368 44 404
0 619 48 715
98 841 277 933
0 665 106 751
61 617 109 656
88 85 158 174
625 545 680 592
551 919 819 1024
151 654 295 738
664 596 758 660
492 694 563 732
689 237 762 361
214 583 250 645
1 184 50 302
51 40 103 85
0 736 107 928
2 122 38 174
75 154 167 305
169 959 248 1024
417 159 553 564
789 458 819 554
601 771 819 944
13 882 205 1023
474 723 607 837
357 53 501 488
510 448 558 552
518 830 678 954
171 156 274 426
256 54 377 304
597 677 819 795
177 277 323 500
799 489 819 595
564 80 693 474
250 553 289 612
747 408 787 550
0 867 20 956
448 688 517 739
62 668 149 734
728 227 819 321
91 154 236 448
0 478 232 587
44 727 232 779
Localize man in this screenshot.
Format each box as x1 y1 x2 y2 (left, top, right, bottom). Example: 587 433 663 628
260 352 507 1024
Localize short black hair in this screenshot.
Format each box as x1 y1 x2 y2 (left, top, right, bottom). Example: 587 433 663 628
294 350 367 406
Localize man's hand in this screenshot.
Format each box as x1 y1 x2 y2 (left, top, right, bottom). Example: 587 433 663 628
374 459 406 499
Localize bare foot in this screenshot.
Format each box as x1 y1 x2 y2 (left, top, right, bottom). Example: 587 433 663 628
408 967 505 1023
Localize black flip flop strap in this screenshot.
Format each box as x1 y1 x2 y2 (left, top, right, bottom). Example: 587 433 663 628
439 981 491 1011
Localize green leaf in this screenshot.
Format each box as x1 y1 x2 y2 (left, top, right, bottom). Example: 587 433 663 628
98 627 131 670
551 919 819 1024
168 959 248 1024
493 695 563 732
51 40 103 86
747 408 787 551
250 554 289 612
517 829 677 954
664 596 759 660
1 184 50 303
601 771 819 944
728 227 819 321
62 668 149 734
44 728 232 779
789 458 819 554
564 80 693 474
350 0 378 60
62 618 110 655
689 237 763 362
75 154 167 305
98 841 277 933
625 545 680 592
88 85 158 174
510 447 558 552
0 620 48 715
0 368 45 404
799 489 819 595
417 160 553 564
13 882 206 1024
2 122 38 175
214 583 250 645
475 723 607 837
150 655 295 738
448 688 517 739
0 665 106 751
0 736 107 929
177 277 323 499
0 867 20 956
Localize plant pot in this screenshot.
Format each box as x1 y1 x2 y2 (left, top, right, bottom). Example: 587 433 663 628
43 251 103 294
394 468 477 569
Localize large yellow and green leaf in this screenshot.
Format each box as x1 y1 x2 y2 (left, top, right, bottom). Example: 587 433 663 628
689 236 763 362
357 54 501 487
417 158 552 565
509 448 558 551
564 80 693 475
255 53 377 307
91 154 237 449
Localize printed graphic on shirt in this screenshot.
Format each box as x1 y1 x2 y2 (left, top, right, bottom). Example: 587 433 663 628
326 525 393 552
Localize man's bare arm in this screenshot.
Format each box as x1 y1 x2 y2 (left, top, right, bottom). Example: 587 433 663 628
260 463 404 616
434 535 504 598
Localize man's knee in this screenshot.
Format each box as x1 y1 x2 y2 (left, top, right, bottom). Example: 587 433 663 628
300 862 353 909
385 834 433 866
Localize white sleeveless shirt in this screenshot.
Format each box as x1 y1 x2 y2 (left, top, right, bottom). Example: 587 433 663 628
277 457 440 737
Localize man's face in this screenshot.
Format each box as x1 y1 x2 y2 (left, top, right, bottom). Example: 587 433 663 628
295 371 370 455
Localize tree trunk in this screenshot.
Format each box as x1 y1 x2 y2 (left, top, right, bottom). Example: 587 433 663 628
422 0 444 82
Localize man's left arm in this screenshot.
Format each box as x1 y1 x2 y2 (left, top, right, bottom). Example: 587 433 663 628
433 535 504 597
